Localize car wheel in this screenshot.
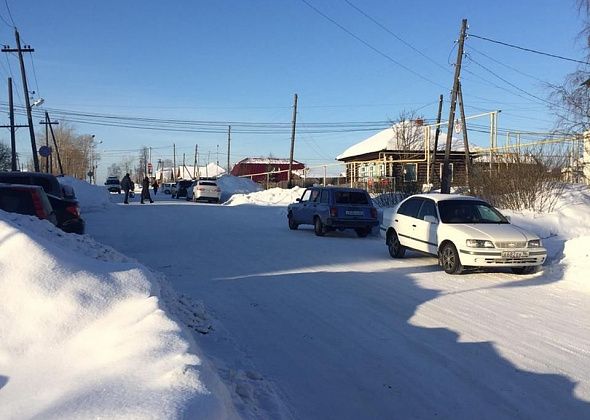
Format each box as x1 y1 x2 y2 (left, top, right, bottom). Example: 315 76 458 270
511 266 537 275
314 217 326 236
355 227 369 238
440 242 463 274
288 213 298 230
387 230 406 258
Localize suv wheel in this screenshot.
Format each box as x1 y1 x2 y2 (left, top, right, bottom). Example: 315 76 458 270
440 242 463 274
288 213 298 230
387 230 406 258
314 217 326 236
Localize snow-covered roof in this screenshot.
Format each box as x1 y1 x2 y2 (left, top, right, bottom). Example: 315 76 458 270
237 157 303 165
337 122 465 161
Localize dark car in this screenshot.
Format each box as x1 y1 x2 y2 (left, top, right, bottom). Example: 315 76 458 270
287 187 378 237
104 176 121 193
0 183 58 226
171 180 194 199
0 172 85 234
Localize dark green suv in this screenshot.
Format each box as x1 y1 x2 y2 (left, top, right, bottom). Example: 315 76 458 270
287 187 378 237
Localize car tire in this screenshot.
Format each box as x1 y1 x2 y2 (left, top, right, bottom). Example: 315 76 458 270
387 230 406 258
511 266 537 275
288 213 298 230
355 227 369 238
314 217 326 236
440 242 463 274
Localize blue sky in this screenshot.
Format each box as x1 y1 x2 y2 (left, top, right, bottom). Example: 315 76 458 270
0 0 585 181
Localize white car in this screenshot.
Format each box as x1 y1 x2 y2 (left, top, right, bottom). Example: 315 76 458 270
380 194 547 275
191 179 221 203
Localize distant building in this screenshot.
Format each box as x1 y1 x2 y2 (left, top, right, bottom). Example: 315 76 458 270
231 157 305 183
155 162 226 182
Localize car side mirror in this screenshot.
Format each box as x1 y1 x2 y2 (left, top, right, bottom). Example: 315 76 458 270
424 215 439 224
505 215 511 222
296 198 301 202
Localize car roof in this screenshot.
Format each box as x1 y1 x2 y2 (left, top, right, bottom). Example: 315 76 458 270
0 182 44 191
408 193 483 203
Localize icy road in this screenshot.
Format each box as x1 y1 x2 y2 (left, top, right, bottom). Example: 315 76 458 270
87 196 590 419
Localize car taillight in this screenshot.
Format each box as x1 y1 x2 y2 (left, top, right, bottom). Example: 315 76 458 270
371 208 377 218
330 207 337 217
31 192 48 219
66 204 80 217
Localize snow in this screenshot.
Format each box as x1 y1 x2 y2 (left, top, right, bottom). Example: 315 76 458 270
337 122 464 160
2 178 590 418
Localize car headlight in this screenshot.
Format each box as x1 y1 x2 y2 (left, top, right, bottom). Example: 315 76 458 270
527 239 542 248
466 239 495 248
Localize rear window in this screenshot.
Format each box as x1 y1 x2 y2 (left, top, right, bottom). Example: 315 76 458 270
334 191 369 205
0 189 36 216
199 181 217 186
0 175 58 196
105 179 120 185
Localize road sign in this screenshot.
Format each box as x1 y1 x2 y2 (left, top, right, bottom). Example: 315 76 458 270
38 146 52 157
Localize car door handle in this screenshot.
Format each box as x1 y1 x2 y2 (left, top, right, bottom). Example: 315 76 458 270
394 219 399 222
412 224 416 228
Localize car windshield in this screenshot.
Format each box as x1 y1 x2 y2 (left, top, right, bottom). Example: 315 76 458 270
438 200 509 224
334 191 369 205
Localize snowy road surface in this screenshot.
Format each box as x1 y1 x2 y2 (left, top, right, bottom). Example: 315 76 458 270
87 196 590 419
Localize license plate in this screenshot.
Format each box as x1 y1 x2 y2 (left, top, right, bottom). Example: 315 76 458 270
502 251 529 258
346 210 364 216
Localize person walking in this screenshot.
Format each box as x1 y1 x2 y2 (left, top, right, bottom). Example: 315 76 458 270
152 179 159 195
121 173 132 204
141 176 154 204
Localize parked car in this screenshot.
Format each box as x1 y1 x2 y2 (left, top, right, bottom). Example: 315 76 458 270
0 172 85 234
162 182 176 194
381 193 547 275
287 187 378 237
104 176 121 193
189 179 221 203
171 180 194 199
0 183 58 226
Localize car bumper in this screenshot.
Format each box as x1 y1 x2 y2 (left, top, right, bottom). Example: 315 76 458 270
195 192 220 200
107 187 121 192
325 218 379 228
59 217 86 234
458 248 547 267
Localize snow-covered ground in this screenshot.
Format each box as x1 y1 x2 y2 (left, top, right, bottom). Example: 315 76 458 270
1 177 590 419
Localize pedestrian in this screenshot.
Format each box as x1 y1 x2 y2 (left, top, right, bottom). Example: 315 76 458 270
141 176 154 204
121 173 132 204
152 179 159 195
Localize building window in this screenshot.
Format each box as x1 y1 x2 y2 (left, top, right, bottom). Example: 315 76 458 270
403 163 417 182
439 163 454 182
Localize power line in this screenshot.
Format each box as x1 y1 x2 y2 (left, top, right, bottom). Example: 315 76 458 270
466 45 548 84
469 33 590 66
298 0 448 89
3 0 15 26
342 0 450 73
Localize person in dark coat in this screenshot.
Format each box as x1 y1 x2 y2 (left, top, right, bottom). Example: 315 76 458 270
152 180 159 195
121 173 132 204
141 176 154 204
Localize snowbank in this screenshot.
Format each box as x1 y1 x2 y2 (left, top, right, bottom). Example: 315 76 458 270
0 210 233 419
58 176 112 213
224 186 303 206
216 174 262 202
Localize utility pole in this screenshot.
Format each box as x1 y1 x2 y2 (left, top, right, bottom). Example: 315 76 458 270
8 77 16 170
39 113 59 173
45 112 64 175
172 143 176 181
457 82 471 189
429 94 444 185
2 29 39 171
193 144 198 178
287 93 298 188
441 19 467 194
227 125 231 174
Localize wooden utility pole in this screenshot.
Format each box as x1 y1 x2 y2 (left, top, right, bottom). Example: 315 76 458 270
429 94 444 184
287 93 298 188
46 112 64 175
172 143 176 181
441 19 468 194
457 82 471 188
39 113 59 173
2 29 39 171
193 144 198 178
8 77 16 170
227 125 231 174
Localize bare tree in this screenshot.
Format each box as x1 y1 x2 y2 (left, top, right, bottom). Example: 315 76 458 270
0 142 11 171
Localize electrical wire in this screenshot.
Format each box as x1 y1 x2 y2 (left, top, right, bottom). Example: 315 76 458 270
298 0 448 89
3 0 15 26
469 33 590 66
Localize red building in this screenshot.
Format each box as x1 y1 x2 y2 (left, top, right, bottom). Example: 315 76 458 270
231 157 305 183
